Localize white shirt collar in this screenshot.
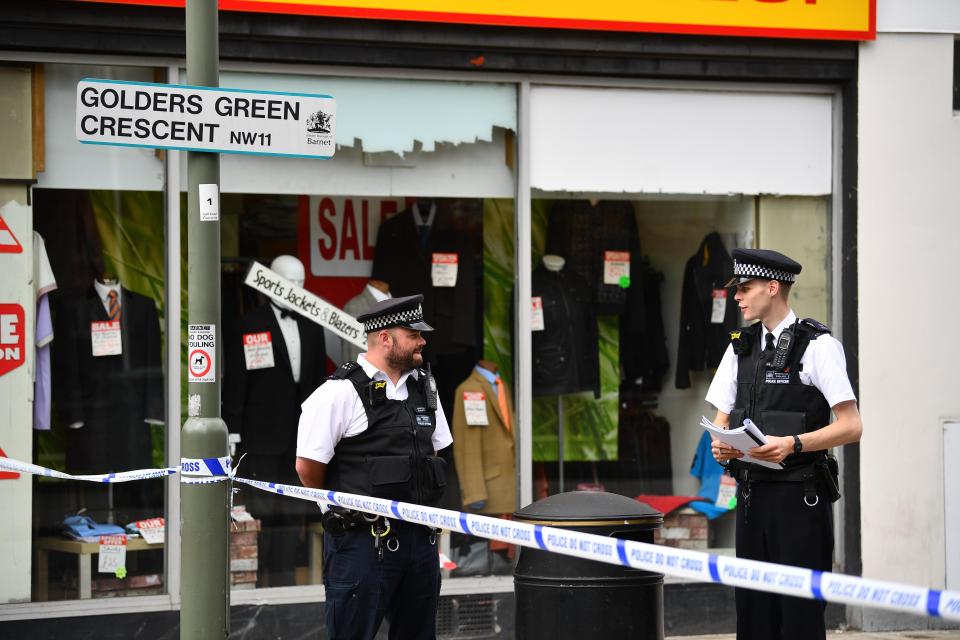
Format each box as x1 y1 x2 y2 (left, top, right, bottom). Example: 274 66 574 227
93 279 120 303
271 303 296 324
762 310 798 346
357 353 420 383
366 284 391 303
412 202 436 228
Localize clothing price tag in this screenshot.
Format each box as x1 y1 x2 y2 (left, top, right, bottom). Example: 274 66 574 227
98 535 127 574
242 331 275 370
711 289 728 324
136 517 165 544
431 253 459 287
716 474 737 509
530 297 545 331
91 321 122 357
463 391 489 426
603 251 630 285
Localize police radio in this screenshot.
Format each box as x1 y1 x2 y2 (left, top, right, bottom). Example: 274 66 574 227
425 363 438 411
768 329 794 370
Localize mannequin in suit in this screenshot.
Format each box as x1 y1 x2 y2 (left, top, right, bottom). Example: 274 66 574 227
452 360 516 515
451 360 517 575
340 278 390 365
223 255 328 586
52 274 164 520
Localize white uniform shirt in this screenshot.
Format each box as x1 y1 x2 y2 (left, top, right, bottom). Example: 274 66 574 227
705 310 856 415
271 304 301 383
296 354 454 464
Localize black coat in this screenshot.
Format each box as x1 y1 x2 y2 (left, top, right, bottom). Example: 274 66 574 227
370 207 479 356
621 264 670 392
53 287 162 474
545 200 661 388
222 304 327 459
675 232 740 389
530 264 600 398
544 200 644 316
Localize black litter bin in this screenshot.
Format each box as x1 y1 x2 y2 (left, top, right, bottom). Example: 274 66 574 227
513 491 664 639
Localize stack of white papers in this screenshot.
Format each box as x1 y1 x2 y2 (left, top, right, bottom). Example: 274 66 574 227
700 416 784 470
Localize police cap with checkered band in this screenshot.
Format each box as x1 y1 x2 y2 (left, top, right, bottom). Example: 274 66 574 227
356 294 434 333
725 248 802 287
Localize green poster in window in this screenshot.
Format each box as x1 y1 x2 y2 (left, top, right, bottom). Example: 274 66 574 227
482 198 618 462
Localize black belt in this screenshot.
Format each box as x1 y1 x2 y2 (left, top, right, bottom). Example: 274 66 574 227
321 507 433 536
728 455 827 523
320 506 379 536
728 458 821 484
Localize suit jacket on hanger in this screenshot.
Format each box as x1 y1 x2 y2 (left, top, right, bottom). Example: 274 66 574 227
544 200 644 316
452 369 516 515
370 207 479 356
223 304 327 458
675 232 740 389
52 286 163 473
530 264 600 398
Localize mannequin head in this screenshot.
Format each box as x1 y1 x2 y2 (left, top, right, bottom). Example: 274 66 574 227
271 255 305 288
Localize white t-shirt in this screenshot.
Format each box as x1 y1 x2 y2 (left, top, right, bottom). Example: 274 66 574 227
296 354 453 464
705 310 857 415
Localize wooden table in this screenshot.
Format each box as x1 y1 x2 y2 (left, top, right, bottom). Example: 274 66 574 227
34 536 163 600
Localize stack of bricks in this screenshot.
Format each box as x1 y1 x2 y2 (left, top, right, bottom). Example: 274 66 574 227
91 573 164 598
230 518 260 589
653 507 708 550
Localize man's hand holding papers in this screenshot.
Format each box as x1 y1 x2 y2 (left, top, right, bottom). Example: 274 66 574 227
701 416 785 470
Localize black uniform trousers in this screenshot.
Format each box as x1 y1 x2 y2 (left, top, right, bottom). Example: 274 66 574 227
735 479 833 640
323 522 441 640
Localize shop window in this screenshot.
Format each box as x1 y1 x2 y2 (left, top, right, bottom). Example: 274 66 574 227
523 194 829 551
0 62 174 605
29 188 168 602
203 72 518 587
219 193 514 586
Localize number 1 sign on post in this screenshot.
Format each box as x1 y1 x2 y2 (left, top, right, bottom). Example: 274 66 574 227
199 184 219 222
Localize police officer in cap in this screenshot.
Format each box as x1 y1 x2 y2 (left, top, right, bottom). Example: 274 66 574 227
296 294 452 640
705 248 863 640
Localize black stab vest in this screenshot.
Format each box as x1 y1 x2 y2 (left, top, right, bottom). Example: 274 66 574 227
728 319 833 468
324 361 447 506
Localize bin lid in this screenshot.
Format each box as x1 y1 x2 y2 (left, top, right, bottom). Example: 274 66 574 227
513 491 663 527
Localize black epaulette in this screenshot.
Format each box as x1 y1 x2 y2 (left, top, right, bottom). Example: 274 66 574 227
730 324 760 356
327 360 361 381
799 318 831 337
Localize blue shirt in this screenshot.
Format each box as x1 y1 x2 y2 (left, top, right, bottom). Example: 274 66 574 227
689 431 733 520
474 365 499 389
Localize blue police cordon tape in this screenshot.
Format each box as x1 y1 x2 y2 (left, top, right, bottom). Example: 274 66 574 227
2 454 958 622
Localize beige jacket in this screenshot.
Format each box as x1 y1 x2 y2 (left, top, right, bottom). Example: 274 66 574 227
452 369 517 515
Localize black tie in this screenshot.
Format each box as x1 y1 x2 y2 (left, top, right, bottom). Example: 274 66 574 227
764 332 776 353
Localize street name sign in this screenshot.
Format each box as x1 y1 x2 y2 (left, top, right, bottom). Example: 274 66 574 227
76 78 336 158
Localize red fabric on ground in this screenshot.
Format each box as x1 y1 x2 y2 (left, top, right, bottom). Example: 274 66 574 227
635 495 706 516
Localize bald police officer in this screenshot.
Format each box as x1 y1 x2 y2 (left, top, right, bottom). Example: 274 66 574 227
705 248 863 640
296 294 452 640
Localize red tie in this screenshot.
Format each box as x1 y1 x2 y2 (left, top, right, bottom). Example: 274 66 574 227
495 377 511 433
107 290 121 322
